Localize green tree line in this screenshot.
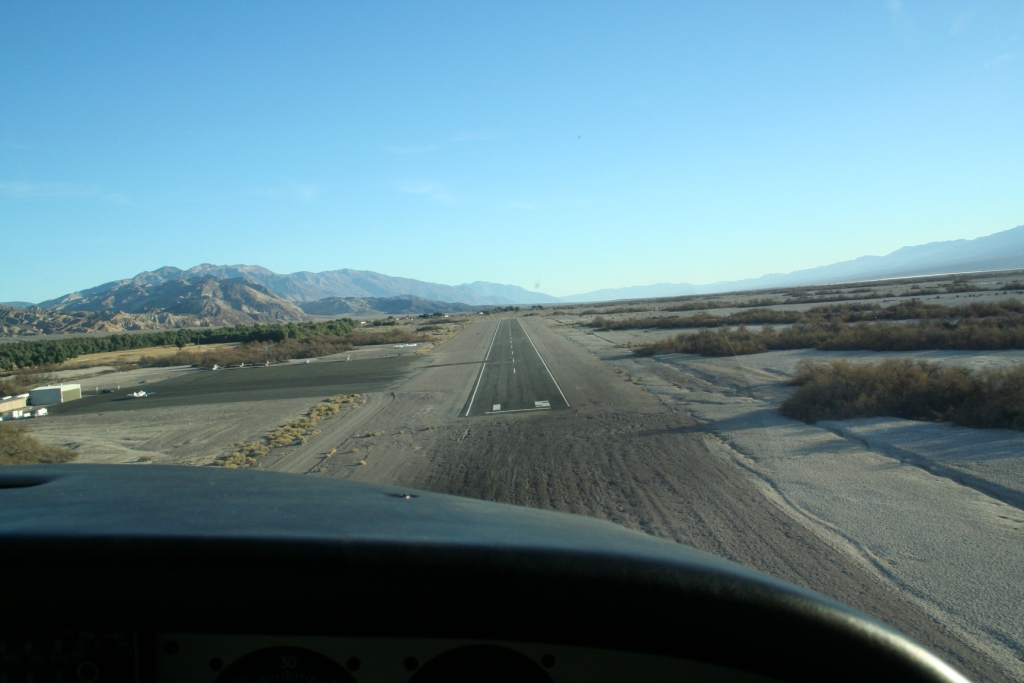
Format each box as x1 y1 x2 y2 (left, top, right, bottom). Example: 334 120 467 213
0 319 356 370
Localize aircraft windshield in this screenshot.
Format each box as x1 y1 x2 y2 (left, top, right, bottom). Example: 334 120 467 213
2 3 1023 681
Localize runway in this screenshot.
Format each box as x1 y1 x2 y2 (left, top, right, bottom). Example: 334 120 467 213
463 318 569 417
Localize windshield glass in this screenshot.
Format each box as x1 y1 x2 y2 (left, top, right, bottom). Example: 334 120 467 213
2 2 1023 681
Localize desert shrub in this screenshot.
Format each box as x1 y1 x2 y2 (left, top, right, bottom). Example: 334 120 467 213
634 311 1024 357
588 309 803 331
662 301 714 312
781 360 1024 430
578 305 654 315
604 299 1024 336
214 394 359 466
945 281 981 293
211 451 256 468
136 350 203 367
0 422 77 465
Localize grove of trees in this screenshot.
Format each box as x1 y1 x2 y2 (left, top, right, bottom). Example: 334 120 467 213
0 319 357 370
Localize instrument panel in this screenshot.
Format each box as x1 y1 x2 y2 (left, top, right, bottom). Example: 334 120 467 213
1 632 781 682
1 467 970 683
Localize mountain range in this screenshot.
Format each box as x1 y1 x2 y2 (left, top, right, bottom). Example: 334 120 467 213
86 265 560 307
4 224 1024 336
563 224 1024 301
0 267 553 335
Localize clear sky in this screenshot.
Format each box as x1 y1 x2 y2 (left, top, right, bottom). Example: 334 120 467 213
2 1 1022 303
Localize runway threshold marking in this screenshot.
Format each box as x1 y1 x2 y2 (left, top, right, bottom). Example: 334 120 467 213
465 320 503 417
517 320 570 408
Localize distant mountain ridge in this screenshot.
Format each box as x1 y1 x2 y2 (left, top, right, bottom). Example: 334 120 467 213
564 224 1024 302
15 224 1024 334
1 289 483 337
88 264 560 306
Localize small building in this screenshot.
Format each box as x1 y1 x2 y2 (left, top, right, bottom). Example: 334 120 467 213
0 395 28 414
29 384 82 406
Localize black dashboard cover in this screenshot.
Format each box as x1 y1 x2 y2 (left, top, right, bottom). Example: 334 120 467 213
0 465 966 682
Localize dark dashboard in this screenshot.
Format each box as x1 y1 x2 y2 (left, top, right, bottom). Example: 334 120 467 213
0 465 968 682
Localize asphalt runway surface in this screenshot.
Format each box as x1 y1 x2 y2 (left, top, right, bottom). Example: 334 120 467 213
50 356 427 415
463 318 570 417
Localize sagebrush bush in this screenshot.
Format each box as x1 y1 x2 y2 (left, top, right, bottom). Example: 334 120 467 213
214 394 359 467
597 299 1024 333
781 360 1024 431
0 423 77 465
634 318 1024 357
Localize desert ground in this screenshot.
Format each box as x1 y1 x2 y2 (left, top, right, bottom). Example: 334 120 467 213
15 272 1024 682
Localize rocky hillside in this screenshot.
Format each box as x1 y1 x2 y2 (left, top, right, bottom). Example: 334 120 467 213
0 304 217 336
41 277 307 321
2 278 314 336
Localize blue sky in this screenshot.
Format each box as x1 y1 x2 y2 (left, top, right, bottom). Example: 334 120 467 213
2 1 1022 303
